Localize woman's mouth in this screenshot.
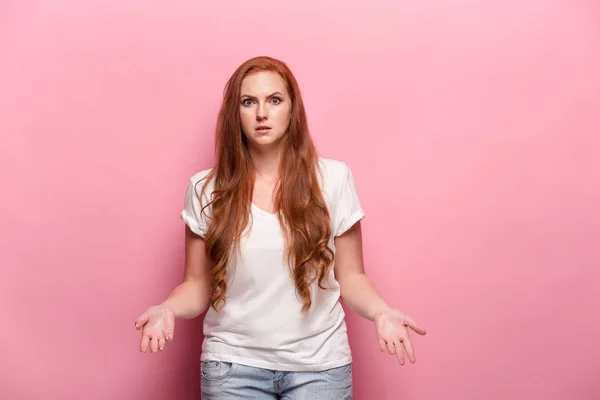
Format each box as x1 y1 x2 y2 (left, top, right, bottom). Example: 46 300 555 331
256 126 272 133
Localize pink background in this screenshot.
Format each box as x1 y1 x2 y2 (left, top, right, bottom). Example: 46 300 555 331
1 1 599 399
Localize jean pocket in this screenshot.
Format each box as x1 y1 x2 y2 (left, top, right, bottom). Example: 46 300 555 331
318 363 352 381
201 361 235 383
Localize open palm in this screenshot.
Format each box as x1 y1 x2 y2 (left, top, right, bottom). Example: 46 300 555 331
375 308 426 366
134 305 175 353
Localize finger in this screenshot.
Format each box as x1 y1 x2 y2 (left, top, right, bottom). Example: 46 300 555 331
164 328 174 343
402 336 416 363
378 339 386 352
395 342 406 366
158 336 166 351
386 341 395 355
135 313 149 330
140 335 150 353
405 316 427 335
150 336 159 353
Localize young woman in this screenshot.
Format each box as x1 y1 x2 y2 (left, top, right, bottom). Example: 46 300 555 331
134 56 426 399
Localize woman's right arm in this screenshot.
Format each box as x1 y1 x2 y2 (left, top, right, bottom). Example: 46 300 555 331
160 225 211 319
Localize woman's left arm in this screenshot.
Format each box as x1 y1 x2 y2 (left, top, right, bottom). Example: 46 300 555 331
334 221 427 366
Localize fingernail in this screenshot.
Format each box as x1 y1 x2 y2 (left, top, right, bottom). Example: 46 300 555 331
135 323 138 328
160 347 164 351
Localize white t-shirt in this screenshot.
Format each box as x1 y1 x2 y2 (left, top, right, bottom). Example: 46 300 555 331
180 157 365 372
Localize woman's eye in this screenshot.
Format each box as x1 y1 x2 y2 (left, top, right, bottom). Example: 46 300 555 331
242 99 253 106
271 97 282 104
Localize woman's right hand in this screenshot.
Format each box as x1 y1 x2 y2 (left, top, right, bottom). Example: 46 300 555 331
134 305 175 353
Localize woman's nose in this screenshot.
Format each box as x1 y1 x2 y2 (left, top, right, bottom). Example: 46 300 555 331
256 103 268 120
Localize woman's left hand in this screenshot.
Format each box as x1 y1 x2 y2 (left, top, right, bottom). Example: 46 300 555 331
375 308 427 366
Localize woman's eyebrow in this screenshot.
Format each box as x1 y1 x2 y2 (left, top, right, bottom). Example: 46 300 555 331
240 91 284 99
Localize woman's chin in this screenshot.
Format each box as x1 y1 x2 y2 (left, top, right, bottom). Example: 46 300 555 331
249 134 285 149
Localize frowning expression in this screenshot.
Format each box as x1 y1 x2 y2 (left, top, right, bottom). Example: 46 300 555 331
239 70 292 150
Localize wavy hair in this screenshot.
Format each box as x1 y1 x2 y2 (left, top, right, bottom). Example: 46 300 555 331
197 56 335 314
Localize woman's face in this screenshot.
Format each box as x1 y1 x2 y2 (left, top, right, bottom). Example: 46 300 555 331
239 70 292 150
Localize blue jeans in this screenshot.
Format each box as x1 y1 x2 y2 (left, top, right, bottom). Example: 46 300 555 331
200 361 353 399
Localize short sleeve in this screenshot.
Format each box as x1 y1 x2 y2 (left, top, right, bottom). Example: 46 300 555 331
333 163 365 236
180 177 211 238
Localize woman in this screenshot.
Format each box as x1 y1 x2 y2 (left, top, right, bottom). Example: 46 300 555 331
134 56 426 399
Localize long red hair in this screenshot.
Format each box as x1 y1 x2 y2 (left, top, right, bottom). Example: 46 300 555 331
197 56 334 314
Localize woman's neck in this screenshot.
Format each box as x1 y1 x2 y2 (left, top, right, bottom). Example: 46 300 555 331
249 145 283 182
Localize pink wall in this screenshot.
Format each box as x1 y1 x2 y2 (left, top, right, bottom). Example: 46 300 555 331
1 1 599 399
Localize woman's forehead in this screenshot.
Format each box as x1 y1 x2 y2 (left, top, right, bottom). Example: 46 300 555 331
241 71 288 96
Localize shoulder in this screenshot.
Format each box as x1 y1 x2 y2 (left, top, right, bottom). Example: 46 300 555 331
317 156 351 183
187 167 215 201
189 167 213 186
317 157 356 203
